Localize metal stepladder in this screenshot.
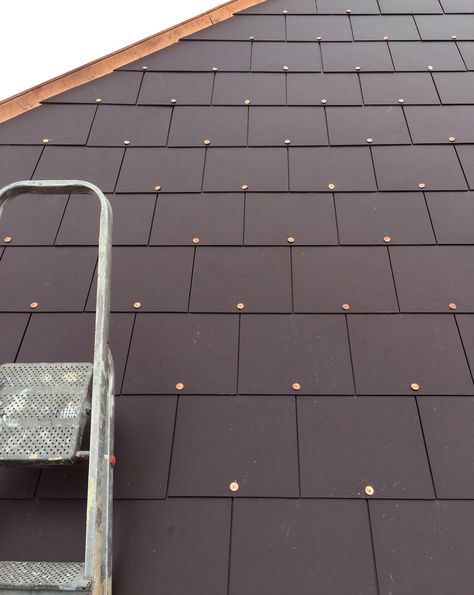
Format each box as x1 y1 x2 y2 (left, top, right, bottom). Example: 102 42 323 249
0 181 115 594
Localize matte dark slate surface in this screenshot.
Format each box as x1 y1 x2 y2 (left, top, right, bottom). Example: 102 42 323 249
299 396 434 498
123 314 239 394
370 500 474 595
426 192 474 243
168 106 247 146
88 105 172 146
326 106 410 145
292 246 398 312
321 42 394 71
390 246 474 311
287 73 363 105
0 104 96 145
203 147 288 191
239 314 354 394
248 106 327 145
390 40 466 70
45 71 142 104
289 147 377 191
2 0 474 592
360 72 439 104
351 15 420 40
418 396 474 498
169 395 298 497
372 145 467 190
335 192 435 244
348 314 474 394
138 72 214 105
244 193 338 245
120 40 251 71
286 15 353 41
190 247 292 312
251 42 322 71
151 194 244 245
33 146 124 193
213 72 286 104
0 247 96 311
230 499 377 595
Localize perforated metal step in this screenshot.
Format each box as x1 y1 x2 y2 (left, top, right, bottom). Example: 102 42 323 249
0 561 90 592
0 363 93 465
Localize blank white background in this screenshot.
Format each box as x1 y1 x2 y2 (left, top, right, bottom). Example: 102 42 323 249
0 0 218 100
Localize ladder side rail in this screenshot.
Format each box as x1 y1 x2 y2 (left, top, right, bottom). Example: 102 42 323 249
0 180 113 593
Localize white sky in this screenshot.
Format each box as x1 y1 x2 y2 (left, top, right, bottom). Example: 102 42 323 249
0 0 219 101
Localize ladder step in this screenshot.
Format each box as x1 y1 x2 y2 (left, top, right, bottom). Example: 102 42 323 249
0 561 90 592
0 363 93 465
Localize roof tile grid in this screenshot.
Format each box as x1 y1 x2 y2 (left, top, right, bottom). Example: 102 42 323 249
2 1 474 593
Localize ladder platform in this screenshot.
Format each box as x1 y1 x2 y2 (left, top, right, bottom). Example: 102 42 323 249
0 561 90 592
0 363 93 466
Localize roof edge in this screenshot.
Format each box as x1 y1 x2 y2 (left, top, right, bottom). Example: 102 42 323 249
0 0 265 124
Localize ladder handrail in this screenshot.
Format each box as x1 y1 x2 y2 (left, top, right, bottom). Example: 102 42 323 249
0 180 114 594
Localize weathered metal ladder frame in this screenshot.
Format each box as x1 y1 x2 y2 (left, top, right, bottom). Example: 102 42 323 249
0 180 114 595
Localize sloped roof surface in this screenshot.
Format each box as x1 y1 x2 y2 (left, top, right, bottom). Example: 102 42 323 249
1 1 474 593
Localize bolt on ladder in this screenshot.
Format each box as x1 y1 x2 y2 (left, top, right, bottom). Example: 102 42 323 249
0 180 115 594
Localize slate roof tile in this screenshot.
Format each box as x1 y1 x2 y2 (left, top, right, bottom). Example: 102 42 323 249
317 0 380 14
299 396 434 498
372 145 467 190
289 147 377 191
150 193 244 246
348 314 474 394
286 15 353 41
0 246 96 311
56 193 156 245
326 106 410 145
186 15 286 40
212 72 286 105
123 313 239 394
335 192 435 245
189 246 292 312
370 500 474 595
379 0 443 12
33 146 124 193
293 246 398 312
119 40 252 72
248 106 328 145
251 41 322 71
458 41 474 68
360 72 439 104
168 106 247 146
244 192 338 245
116 148 205 193
0 193 67 245
0 146 43 188
0 104 96 145
203 147 288 191
352 15 420 40
238 314 354 394
287 73 363 105
418 396 474 498
45 71 142 104
88 105 172 147
415 14 474 39
433 72 474 103
390 246 474 312
321 42 394 72
404 105 474 143
425 191 474 243
230 499 377 595
389 40 466 71
138 72 214 105
169 395 299 497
